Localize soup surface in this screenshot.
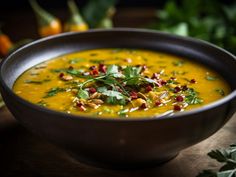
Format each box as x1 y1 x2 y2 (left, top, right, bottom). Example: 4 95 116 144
13 49 230 118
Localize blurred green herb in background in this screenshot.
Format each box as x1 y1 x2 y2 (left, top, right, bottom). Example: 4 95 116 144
82 0 117 28
149 0 236 54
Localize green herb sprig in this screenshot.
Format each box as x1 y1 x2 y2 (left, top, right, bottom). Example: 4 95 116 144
185 88 203 105
75 64 157 105
197 143 236 177
44 87 65 98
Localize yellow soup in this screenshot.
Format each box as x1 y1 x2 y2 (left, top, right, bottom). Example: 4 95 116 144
13 49 230 118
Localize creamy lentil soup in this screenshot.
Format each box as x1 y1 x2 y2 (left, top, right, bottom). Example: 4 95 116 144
13 49 230 118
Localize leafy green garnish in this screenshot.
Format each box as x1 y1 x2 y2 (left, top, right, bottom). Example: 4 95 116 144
76 64 156 105
37 100 48 107
66 69 84 76
44 87 65 98
102 90 124 100
215 89 225 96
123 66 142 85
106 65 123 78
77 89 89 99
167 79 179 84
97 86 108 93
75 68 128 104
185 88 203 104
124 66 142 78
25 79 51 84
50 68 67 73
106 96 126 105
51 68 85 77
206 75 218 81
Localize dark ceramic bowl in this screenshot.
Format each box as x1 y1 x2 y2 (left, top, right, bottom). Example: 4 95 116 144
0 28 236 169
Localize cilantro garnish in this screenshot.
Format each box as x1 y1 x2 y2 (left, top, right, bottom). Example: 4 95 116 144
25 79 51 84
215 89 225 96
206 75 218 81
44 87 65 98
185 88 203 105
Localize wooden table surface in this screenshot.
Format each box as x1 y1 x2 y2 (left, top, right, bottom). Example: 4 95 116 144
0 106 236 177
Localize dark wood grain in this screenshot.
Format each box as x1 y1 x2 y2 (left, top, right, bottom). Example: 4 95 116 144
0 106 235 177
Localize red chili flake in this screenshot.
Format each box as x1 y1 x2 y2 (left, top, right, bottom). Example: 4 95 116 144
59 73 64 78
181 85 188 91
174 86 181 93
118 88 123 92
76 102 86 111
190 79 196 83
146 85 153 92
140 103 147 109
156 82 162 87
79 106 86 111
160 80 167 85
98 64 106 73
76 102 83 107
130 91 138 100
176 95 184 102
89 87 96 94
68 66 74 70
151 73 160 79
170 77 176 80
89 66 96 70
174 105 181 111
155 101 162 106
91 69 99 75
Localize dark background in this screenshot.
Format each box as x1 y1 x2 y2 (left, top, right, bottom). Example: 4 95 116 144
1 0 165 9
0 0 234 9
0 0 234 41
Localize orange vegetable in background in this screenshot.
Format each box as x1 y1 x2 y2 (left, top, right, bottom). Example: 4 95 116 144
64 0 88 32
0 29 13 57
29 0 62 37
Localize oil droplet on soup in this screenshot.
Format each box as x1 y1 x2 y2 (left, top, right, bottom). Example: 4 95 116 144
13 49 230 118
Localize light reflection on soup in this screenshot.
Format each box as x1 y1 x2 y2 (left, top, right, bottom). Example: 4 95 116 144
13 49 230 118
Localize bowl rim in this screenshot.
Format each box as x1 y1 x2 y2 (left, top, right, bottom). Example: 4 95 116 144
0 28 236 122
